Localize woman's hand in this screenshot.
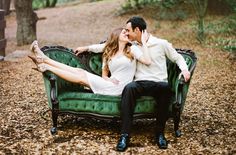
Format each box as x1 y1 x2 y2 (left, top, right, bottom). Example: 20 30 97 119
74 46 88 56
103 77 120 85
109 78 120 85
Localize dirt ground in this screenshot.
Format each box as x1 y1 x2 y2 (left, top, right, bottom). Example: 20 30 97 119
0 0 236 154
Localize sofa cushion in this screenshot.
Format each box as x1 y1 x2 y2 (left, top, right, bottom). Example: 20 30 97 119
56 92 156 116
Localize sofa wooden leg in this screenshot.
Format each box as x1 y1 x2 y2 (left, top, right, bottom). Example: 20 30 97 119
50 127 57 135
175 129 181 137
174 108 182 137
50 110 58 135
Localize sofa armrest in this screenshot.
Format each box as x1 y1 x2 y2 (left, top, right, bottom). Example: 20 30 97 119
173 49 197 110
43 73 59 109
48 75 58 103
41 46 88 93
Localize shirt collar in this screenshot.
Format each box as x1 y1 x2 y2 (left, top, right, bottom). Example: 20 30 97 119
146 34 158 47
131 34 158 47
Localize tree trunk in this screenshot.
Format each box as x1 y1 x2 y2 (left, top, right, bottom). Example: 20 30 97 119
14 0 38 46
0 0 11 15
45 0 50 7
50 0 57 7
192 0 208 43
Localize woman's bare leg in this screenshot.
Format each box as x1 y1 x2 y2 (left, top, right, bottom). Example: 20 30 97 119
38 63 90 87
44 58 80 74
31 41 80 74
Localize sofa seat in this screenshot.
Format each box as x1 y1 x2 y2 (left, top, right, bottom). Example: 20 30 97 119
56 91 156 116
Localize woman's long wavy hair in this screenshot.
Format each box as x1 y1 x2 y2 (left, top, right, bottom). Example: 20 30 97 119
102 28 133 70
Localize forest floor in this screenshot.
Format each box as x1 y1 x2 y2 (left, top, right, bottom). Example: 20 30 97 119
0 0 235 154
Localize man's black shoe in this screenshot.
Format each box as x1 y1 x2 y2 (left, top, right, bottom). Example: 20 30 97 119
116 133 129 152
156 133 168 149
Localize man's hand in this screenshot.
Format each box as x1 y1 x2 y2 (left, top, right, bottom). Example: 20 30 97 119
141 30 149 45
74 46 88 56
181 70 190 82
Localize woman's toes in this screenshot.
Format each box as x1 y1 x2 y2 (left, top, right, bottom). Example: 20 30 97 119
30 40 38 52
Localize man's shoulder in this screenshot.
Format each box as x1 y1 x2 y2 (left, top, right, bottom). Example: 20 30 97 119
149 35 169 45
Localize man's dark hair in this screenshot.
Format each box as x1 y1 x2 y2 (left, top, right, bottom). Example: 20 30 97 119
126 16 147 31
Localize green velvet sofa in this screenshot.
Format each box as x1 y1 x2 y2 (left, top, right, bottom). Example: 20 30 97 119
41 46 197 136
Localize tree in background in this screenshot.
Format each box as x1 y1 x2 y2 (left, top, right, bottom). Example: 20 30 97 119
33 0 58 9
191 0 208 43
15 0 38 46
45 0 57 8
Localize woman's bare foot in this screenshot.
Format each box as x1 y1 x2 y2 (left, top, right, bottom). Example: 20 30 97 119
28 55 44 64
30 40 47 60
32 63 48 72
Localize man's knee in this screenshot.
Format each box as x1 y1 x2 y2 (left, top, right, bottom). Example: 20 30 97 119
123 82 138 93
157 82 171 92
121 82 141 103
125 81 137 88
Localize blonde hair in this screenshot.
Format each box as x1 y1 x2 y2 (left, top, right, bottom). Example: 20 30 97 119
102 28 133 70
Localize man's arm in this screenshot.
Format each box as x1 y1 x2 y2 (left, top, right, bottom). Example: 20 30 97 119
163 41 190 82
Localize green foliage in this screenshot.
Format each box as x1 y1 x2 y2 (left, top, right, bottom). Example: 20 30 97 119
206 15 236 35
33 0 45 10
205 14 236 55
222 0 236 13
190 0 208 43
121 0 189 20
33 0 79 9
122 0 160 9
90 0 103 2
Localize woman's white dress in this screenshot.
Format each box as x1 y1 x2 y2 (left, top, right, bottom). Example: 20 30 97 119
85 46 142 96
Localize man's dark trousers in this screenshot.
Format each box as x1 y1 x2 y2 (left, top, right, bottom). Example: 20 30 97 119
120 80 172 134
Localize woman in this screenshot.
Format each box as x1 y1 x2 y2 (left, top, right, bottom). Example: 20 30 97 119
29 28 151 96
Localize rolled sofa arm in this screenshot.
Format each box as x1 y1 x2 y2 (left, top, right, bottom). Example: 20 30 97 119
49 75 58 105
43 73 59 109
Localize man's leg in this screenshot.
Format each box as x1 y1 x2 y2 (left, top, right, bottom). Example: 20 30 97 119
117 81 143 152
149 82 172 149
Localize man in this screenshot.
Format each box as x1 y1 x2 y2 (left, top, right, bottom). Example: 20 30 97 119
115 16 190 151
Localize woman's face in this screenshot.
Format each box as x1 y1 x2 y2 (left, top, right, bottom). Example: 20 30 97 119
119 29 129 43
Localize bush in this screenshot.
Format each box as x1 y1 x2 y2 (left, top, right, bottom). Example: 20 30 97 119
33 0 80 9
205 14 236 56
121 0 189 20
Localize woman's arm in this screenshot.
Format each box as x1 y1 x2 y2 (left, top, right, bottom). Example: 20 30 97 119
74 43 105 56
102 64 110 80
139 44 152 65
131 30 152 65
102 62 119 85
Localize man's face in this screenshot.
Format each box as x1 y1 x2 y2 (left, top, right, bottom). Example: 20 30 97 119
125 22 137 41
